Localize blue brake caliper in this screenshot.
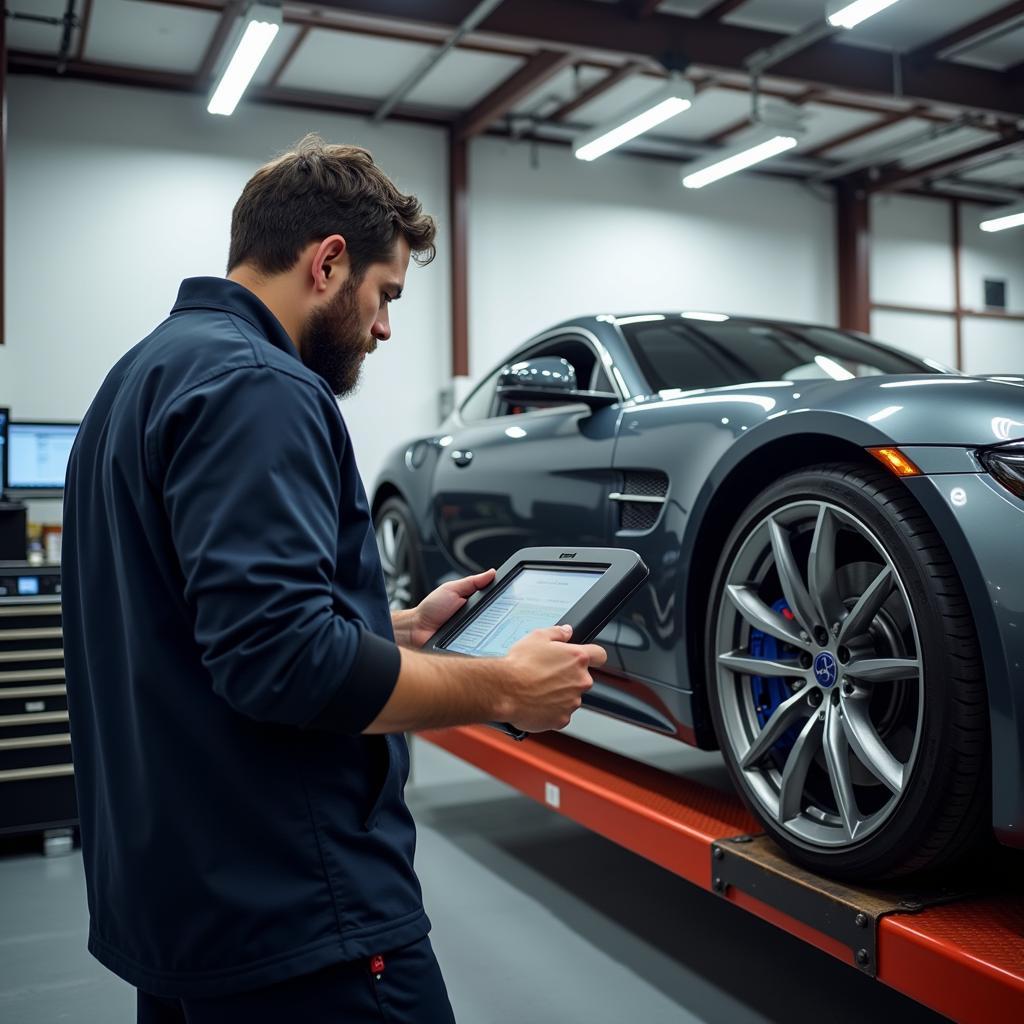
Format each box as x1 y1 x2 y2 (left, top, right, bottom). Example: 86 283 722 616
749 598 800 760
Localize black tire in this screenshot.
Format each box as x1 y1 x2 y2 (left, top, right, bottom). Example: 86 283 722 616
705 462 989 880
373 496 427 611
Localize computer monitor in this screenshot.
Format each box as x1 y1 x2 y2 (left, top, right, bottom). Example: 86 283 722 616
6 420 80 496
0 408 8 496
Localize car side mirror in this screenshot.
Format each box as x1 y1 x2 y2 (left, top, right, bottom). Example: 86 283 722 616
496 357 618 409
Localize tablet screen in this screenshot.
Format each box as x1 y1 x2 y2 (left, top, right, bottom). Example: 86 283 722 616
444 567 605 657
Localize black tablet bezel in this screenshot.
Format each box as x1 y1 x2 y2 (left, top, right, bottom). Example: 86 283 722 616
424 546 648 657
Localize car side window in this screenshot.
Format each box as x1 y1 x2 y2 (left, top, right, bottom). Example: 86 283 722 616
459 369 502 423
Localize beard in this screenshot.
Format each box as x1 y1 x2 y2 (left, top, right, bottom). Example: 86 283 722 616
299 275 374 398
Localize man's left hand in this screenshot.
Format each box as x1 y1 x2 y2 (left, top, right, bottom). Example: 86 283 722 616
396 569 496 649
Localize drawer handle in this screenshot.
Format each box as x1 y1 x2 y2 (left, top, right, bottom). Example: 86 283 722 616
0 732 71 751
0 669 65 683
0 685 66 700
0 605 61 617
0 628 63 641
0 649 64 664
0 763 74 783
0 710 69 726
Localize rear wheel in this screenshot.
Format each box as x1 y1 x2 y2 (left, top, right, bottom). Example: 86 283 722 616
373 496 426 611
706 463 989 879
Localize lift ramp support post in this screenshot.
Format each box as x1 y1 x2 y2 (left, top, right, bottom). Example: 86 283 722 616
419 725 1024 1023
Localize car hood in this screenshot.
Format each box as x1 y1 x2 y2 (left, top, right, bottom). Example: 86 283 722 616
645 375 1024 447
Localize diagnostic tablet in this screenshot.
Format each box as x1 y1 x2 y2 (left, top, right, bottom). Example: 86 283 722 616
424 546 649 739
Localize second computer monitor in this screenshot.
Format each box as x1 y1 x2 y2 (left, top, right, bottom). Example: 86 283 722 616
7 421 80 495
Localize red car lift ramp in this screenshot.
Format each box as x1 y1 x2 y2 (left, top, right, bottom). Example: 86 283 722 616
419 725 1024 1024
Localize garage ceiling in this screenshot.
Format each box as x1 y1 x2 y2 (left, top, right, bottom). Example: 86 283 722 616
8 0 1024 199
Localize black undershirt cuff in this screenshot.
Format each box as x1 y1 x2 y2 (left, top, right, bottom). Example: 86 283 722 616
309 627 401 734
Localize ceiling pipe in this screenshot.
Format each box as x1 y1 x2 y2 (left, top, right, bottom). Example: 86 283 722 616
372 0 506 122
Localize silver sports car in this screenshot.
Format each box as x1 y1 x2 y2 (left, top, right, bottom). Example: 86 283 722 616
373 311 1024 880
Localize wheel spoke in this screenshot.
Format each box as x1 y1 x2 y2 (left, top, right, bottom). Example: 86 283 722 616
808 506 842 627
741 690 810 770
378 518 397 572
839 566 894 644
726 585 810 649
768 517 819 635
843 698 905 794
823 704 862 840
845 657 920 683
778 712 824 823
718 650 805 678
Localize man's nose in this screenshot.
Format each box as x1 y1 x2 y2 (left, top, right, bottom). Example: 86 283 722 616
373 310 391 342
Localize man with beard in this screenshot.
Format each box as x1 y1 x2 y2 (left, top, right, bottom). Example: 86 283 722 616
62 136 604 1023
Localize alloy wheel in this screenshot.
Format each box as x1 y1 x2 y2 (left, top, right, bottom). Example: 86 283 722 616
376 510 415 610
714 500 924 849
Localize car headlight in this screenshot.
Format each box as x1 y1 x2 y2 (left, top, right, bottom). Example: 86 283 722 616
980 441 1024 499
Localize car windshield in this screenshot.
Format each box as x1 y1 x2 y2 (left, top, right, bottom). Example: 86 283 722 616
619 318 936 393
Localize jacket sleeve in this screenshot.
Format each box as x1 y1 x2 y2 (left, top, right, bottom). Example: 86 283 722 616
150 365 400 733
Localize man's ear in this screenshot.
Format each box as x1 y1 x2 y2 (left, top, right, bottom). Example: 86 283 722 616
310 234 348 292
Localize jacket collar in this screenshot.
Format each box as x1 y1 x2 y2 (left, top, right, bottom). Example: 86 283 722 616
171 277 301 363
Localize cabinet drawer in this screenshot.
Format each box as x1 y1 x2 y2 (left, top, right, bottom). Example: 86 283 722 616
0 648 64 668
0 711 70 740
0 692 68 718
0 685 66 701
0 736 72 773
0 667 65 685
0 763 73 784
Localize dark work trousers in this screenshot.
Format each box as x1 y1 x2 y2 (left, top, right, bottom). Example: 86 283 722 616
136 936 456 1024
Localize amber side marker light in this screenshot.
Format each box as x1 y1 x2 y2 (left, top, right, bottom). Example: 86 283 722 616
868 447 922 477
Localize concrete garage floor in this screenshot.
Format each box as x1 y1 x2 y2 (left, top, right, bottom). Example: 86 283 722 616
0 714 948 1024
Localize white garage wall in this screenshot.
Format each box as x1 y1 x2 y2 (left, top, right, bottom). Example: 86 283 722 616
870 193 955 310
869 309 957 368
869 193 1024 373
959 200 1024 315
466 137 838 380
1 75 451 516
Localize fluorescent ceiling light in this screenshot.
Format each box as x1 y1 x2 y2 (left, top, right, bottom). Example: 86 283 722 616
574 77 695 162
683 134 799 189
980 202 1024 233
681 311 729 322
208 4 281 116
827 0 901 30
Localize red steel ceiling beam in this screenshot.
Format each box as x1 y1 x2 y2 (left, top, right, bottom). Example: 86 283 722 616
547 61 645 122
909 1 1024 64
701 0 750 21
267 24 310 88
454 49 574 140
310 0 1024 117
871 132 1024 192
7 49 455 126
193 0 243 87
75 0 94 61
804 108 919 159
622 0 664 16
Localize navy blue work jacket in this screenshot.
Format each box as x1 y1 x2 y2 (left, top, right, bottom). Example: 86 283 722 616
62 277 426 998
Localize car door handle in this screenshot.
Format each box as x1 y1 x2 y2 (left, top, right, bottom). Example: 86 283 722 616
450 449 474 468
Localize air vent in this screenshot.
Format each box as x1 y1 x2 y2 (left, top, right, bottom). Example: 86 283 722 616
615 471 668 532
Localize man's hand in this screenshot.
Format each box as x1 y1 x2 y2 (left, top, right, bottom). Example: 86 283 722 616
393 568 496 649
501 625 606 733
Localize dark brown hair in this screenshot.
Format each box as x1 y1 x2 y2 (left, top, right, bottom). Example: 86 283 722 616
227 134 436 277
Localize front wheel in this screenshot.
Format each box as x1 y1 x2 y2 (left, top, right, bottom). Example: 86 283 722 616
706 463 989 879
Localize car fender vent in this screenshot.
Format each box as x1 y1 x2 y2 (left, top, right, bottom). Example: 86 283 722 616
613 471 669 532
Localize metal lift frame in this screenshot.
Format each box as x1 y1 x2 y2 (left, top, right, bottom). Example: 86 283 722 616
419 725 1024 1023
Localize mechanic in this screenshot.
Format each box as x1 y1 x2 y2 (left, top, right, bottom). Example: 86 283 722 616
62 135 606 1023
